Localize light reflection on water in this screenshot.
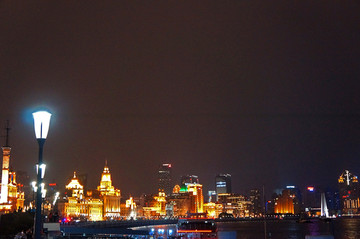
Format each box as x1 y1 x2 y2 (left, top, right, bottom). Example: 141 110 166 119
135 219 360 239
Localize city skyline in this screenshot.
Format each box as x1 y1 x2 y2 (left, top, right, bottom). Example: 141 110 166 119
0 2 360 196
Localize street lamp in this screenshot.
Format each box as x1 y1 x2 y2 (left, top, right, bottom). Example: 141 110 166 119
33 111 51 239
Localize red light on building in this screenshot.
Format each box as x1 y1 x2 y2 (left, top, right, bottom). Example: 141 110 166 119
307 187 314 192
49 183 57 186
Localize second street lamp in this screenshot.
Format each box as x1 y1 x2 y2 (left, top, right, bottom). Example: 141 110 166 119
33 111 51 239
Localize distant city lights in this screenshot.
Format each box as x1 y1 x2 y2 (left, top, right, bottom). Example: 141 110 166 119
307 187 314 192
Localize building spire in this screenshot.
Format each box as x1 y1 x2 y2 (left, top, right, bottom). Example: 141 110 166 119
4 120 10 147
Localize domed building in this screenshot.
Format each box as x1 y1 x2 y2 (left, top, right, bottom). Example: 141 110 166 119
97 161 121 218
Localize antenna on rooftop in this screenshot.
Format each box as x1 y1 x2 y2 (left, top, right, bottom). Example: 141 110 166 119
4 120 10 147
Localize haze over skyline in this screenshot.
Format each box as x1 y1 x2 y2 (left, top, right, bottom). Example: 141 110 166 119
0 1 359 196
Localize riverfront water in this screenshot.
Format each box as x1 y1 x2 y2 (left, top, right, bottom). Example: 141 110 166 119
143 218 360 239
217 219 360 239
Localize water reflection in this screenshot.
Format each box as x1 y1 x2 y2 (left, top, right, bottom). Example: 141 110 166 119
218 231 237 239
133 218 360 239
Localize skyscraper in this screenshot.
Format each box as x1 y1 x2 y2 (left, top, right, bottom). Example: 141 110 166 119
188 183 204 213
215 174 232 199
158 164 172 195
181 175 199 187
0 143 10 204
338 170 360 215
0 122 24 212
250 189 262 216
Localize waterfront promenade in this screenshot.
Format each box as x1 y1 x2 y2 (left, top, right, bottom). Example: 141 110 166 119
60 219 177 236
59 217 360 238
59 217 300 237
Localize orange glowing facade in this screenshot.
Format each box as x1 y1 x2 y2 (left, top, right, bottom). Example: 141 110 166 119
173 185 181 194
63 162 121 221
66 172 84 199
142 191 167 218
188 183 204 213
98 162 121 218
167 192 191 217
203 202 223 218
0 147 10 204
64 172 103 221
0 141 25 213
125 196 137 219
274 189 295 214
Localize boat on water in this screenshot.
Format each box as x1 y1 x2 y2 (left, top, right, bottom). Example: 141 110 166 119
177 213 217 238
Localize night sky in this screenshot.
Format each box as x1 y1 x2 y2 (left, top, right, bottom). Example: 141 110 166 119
0 1 360 197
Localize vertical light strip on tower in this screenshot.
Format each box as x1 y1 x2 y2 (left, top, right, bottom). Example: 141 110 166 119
0 122 11 204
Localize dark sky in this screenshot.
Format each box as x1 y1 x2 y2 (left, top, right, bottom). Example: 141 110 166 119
0 1 360 197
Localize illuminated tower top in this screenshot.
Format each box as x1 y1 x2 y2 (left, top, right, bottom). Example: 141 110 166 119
101 160 111 183
1 121 11 204
97 161 120 196
65 171 84 199
338 170 358 185
158 163 172 196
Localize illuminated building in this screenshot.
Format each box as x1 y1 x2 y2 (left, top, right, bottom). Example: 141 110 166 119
97 161 121 218
338 170 360 215
15 171 31 207
97 161 120 196
250 189 262 216
166 192 191 217
0 125 25 213
155 191 166 215
274 189 295 214
188 183 204 213
208 190 216 203
0 145 10 204
125 196 137 219
66 172 84 199
142 191 166 218
217 193 251 217
203 202 223 218
286 186 302 213
63 172 104 221
181 175 199 188
169 177 204 215
215 174 231 200
173 185 180 194
179 175 199 193
158 164 172 195
304 186 321 215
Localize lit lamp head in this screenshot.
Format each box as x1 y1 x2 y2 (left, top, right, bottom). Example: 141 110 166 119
32 111 52 140
31 181 37 191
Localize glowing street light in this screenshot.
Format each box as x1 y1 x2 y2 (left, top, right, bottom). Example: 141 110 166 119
32 110 51 239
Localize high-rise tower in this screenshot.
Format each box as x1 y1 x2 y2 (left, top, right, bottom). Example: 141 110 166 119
97 161 120 196
215 174 232 200
158 163 172 195
338 170 360 215
0 122 11 204
97 161 121 219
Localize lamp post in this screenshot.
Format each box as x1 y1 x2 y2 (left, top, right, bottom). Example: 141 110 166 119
33 111 51 239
